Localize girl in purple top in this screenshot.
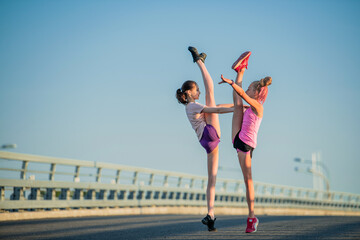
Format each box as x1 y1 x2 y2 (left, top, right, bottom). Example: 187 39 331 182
219 52 272 233
176 47 234 231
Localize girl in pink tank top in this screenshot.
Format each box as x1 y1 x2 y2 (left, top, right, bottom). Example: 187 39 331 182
219 51 272 234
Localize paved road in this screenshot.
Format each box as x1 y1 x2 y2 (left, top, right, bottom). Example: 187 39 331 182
1 215 360 240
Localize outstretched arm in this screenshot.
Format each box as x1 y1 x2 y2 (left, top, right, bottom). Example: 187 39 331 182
219 75 263 115
217 103 234 108
202 106 234 114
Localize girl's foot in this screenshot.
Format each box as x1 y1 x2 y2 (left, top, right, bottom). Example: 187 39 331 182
245 217 259 233
201 214 217 232
188 46 206 63
198 52 207 63
232 51 251 72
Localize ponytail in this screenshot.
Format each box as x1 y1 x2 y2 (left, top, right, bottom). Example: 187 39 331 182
176 80 197 105
176 88 188 105
260 76 272 87
255 76 272 104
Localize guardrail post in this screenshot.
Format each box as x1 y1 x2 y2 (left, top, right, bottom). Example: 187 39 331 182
74 166 80 182
96 167 102 183
149 173 154 185
164 175 168 187
20 161 28 180
73 166 82 200
177 177 182 188
0 186 4 200
190 178 194 188
133 172 138 185
115 169 121 184
49 163 56 181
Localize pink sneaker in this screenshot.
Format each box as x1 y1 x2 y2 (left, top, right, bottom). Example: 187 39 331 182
232 51 251 72
245 217 259 233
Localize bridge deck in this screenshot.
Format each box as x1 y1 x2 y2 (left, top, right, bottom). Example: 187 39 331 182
1 215 359 240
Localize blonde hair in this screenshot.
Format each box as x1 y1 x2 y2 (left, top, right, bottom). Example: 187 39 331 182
253 76 272 104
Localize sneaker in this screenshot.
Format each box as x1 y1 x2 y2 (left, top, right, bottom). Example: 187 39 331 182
188 46 206 63
245 217 259 233
198 52 207 63
201 214 217 232
232 51 251 72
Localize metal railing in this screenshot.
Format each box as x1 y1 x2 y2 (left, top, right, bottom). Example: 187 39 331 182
0 151 359 212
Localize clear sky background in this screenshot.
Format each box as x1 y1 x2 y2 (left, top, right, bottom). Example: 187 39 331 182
1 0 359 194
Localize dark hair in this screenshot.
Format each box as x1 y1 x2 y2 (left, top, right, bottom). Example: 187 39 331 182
176 80 197 105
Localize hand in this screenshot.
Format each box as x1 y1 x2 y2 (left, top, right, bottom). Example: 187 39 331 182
219 74 233 85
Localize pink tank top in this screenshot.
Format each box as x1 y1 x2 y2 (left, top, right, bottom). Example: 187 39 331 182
239 107 262 148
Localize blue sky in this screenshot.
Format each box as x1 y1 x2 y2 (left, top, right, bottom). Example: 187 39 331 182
1 0 359 194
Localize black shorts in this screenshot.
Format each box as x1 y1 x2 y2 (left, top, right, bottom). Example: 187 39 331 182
233 130 254 158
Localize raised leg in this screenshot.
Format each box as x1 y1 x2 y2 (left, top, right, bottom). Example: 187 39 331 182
231 68 245 140
196 60 221 138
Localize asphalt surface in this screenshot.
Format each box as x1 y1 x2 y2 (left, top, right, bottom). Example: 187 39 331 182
1 215 360 240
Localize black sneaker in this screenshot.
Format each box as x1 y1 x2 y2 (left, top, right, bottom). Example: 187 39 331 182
201 214 217 232
198 53 207 63
188 46 206 63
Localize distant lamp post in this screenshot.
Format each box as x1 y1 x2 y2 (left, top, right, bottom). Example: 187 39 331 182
1 144 17 149
294 157 330 177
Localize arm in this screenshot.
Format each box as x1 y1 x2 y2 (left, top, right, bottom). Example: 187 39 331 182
219 75 263 116
202 106 234 114
217 103 248 109
216 103 234 108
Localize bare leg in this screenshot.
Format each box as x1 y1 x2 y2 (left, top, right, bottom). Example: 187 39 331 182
232 68 245 140
206 146 219 218
238 151 255 218
196 60 221 138
196 60 219 219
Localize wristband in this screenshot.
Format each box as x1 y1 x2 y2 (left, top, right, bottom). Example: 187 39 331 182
230 80 235 86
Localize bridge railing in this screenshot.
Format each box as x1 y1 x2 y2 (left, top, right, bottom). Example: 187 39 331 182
0 151 359 211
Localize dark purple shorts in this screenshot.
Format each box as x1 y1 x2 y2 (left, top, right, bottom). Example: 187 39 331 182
199 124 220 154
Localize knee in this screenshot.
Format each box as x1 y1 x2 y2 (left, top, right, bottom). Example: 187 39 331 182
208 175 217 185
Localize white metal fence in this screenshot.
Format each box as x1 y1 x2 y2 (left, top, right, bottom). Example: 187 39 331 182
0 151 359 212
